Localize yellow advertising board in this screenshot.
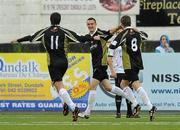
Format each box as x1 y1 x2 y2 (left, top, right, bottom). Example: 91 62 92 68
0 53 91 101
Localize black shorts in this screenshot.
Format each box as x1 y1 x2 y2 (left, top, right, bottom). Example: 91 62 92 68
115 73 126 87
123 68 140 83
48 58 68 82
93 66 108 82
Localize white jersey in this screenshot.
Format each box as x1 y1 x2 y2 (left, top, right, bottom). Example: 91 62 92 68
112 46 124 73
108 35 124 74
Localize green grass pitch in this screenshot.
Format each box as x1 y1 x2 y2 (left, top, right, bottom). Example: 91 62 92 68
0 111 179 130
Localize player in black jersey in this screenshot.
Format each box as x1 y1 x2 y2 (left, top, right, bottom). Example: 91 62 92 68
109 15 157 121
78 17 140 119
11 12 98 122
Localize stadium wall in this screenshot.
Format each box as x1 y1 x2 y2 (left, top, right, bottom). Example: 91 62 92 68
0 0 180 43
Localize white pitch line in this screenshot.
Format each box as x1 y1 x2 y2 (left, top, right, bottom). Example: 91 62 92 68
0 121 179 126
0 115 179 119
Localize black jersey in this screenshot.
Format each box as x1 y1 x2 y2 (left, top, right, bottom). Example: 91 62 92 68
109 27 148 70
17 26 93 66
87 28 113 68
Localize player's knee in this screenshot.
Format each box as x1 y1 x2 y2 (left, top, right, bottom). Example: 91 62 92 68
89 85 97 90
104 86 112 92
131 80 140 91
120 80 129 88
101 82 112 92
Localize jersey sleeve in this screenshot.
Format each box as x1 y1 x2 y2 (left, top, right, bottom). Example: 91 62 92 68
139 31 148 41
17 35 32 42
30 28 48 42
97 29 113 41
74 34 94 43
17 28 48 43
61 27 94 43
109 32 124 50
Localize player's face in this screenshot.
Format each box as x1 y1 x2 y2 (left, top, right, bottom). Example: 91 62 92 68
87 20 97 33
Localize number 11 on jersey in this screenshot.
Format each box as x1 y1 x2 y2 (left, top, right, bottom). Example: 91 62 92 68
51 36 59 50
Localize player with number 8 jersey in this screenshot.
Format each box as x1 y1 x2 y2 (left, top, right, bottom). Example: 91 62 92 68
109 15 157 121
110 27 144 71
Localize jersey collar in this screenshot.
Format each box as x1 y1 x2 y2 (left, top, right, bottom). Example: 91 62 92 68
89 28 98 36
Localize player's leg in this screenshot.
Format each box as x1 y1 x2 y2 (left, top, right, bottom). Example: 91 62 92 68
115 95 122 118
120 70 141 117
54 81 79 121
132 80 157 121
50 85 69 116
54 81 76 111
115 74 122 118
125 69 156 121
62 103 69 116
79 66 134 119
133 81 153 110
84 78 99 116
58 94 69 116
48 63 79 121
125 98 133 118
119 79 138 107
125 95 134 118
126 83 134 118
125 84 133 118
120 79 140 117
79 66 109 119
101 79 138 108
102 79 140 117
118 73 133 118
78 78 99 118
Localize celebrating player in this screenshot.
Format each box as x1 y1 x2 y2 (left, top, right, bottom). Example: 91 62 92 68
11 12 99 122
78 17 140 119
107 29 134 118
109 15 157 121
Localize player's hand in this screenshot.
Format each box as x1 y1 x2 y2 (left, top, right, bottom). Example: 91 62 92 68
110 70 117 78
93 35 100 40
11 40 18 44
132 28 139 32
164 42 169 48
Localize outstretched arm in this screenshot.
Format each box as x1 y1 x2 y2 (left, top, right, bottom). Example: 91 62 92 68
97 26 123 41
61 27 96 43
11 27 48 43
11 35 31 43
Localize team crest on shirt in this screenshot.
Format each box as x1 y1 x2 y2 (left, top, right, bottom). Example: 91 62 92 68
90 44 98 51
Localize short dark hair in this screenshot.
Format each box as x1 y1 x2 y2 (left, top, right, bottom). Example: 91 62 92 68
87 17 96 23
121 15 131 27
50 12 61 25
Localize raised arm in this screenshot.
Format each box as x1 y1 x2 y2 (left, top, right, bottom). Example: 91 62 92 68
109 31 124 50
109 25 123 34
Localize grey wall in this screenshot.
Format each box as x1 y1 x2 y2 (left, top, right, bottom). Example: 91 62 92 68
0 0 179 43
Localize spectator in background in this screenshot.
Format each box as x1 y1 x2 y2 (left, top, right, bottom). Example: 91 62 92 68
155 35 174 53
